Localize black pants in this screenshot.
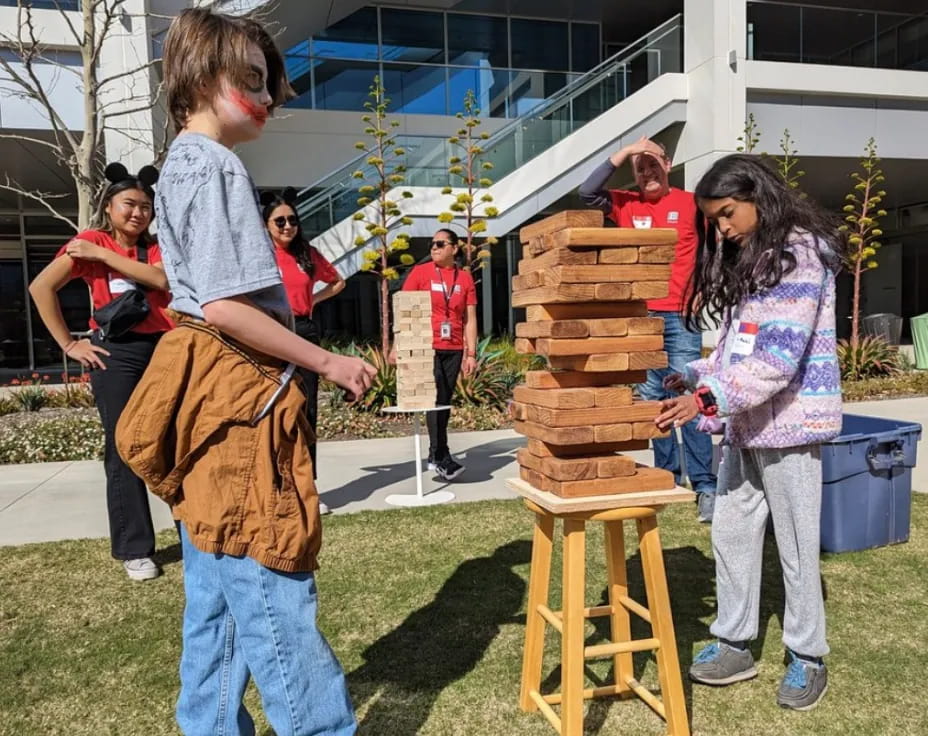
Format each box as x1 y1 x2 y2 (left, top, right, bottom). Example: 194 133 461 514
428 349 463 461
294 316 320 479
89 331 162 560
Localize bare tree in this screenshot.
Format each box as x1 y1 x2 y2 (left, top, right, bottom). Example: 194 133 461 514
0 0 167 231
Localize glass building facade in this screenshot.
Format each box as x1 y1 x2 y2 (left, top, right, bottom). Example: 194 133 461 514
284 5 601 117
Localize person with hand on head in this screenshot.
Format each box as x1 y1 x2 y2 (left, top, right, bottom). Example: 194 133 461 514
113 9 373 734
391 229 478 481
29 163 173 582
579 135 718 522
655 154 845 712
263 188 346 515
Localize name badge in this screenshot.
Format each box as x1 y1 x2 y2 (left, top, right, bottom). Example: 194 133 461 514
108 277 135 294
667 211 679 223
731 322 759 357
440 321 452 340
631 215 653 229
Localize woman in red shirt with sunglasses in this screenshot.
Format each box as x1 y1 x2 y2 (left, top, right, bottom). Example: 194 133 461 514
262 190 345 512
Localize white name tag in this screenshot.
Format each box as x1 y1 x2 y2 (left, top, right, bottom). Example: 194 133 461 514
632 215 653 229
731 322 759 357
108 277 135 294
430 282 445 292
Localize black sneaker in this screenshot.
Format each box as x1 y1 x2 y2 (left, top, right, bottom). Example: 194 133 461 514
435 455 464 481
777 651 828 711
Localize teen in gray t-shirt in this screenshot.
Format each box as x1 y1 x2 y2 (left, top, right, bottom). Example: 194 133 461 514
155 133 292 326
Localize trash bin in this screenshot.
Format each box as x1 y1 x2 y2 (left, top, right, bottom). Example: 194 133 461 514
861 313 903 345
820 414 922 553
912 313 928 370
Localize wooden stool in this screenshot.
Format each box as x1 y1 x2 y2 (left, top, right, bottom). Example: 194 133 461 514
517 492 690 736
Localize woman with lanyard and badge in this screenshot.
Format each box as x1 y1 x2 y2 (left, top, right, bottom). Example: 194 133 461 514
395 228 477 480
29 163 174 581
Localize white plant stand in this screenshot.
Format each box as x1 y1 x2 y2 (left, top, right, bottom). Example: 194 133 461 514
382 405 455 507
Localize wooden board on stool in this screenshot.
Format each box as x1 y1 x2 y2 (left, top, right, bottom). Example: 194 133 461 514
520 465 676 498
507 477 694 511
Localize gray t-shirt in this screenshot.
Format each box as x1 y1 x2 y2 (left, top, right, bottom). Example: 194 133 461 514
155 133 292 326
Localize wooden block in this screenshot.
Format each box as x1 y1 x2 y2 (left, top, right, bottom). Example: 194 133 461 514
513 283 633 306
511 271 545 291
525 302 648 321
627 350 669 370
514 337 536 354
512 401 661 428
525 438 649 457
625 317 665 336
535 335 664 357
582 318 628 337
633 421 670 440
515 320 589 339
507 477 695 512
521 464 676 498
518 247 597 272
512 385 595 409
513 420 594 445
523 370 646 389
593 386 634 407
638 245 677 263
593 423 633 442
519 211 604 244
518 448 636 482
548 353 629 371
631 281 670 300
597 247 639 264
545 227 679 248
509 402 527 421
543 265 672 284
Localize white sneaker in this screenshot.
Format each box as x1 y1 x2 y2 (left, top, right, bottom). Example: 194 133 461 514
319 501 331 515
123 557 161 581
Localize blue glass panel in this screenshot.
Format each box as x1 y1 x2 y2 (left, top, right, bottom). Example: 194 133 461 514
511 19 568 71
380 8 444 64
447 64 510 118
311 7 378 61
447 13 508 68
312 59 380 111
571 23 600 72
381 62 447 115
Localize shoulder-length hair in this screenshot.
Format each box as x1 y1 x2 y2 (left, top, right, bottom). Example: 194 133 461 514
90 164 158 245
685 154 846 330
262 193 315 277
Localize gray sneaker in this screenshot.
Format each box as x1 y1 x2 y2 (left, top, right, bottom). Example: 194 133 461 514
123 557 161 582
697 492 715 523
777 651 828 711
689 642 758 685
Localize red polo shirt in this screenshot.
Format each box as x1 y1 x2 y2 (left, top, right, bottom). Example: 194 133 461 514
275 245 341 317
402 262 477 350
608 187 698 312
57 229 174 333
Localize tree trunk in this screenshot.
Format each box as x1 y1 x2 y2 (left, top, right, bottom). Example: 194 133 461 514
380 276 390 357
78 1 99 230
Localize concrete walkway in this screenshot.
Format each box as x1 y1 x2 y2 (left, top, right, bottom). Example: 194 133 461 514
1 398 924 547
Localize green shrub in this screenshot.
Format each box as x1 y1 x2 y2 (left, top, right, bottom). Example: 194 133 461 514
316 400 397 440
837 336 903 381
454 336 515 410
842 370 928 402
0 396 18 417
13 386 49 412
448 404 511 432
46 384 96 409
343 343 397 412
0 413 103 464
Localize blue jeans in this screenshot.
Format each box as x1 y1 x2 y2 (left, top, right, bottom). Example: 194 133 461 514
177 525 356 736
639 312 717 494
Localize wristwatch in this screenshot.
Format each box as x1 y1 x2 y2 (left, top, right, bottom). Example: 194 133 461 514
694 386 718 417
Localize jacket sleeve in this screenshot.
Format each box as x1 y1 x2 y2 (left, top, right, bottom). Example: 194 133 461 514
697 248 826 417
577 160 616 214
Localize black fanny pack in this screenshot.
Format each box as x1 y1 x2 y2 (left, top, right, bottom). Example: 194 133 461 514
94 243 150 339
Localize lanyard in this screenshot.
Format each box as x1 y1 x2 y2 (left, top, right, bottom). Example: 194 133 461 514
435 265 458 319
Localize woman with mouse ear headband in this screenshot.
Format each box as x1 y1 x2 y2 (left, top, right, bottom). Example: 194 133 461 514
28 161 175 582
262 187 345 504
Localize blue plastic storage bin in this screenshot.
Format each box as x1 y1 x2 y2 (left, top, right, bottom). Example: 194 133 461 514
820 414 922 553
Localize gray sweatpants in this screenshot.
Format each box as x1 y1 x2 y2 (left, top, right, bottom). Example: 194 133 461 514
710 444 829 658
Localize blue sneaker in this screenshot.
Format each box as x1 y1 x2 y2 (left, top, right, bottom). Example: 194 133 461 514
689 641 757 685
777 650 828 711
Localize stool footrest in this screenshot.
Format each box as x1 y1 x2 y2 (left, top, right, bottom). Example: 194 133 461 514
537 604 563 634
542 682 630 706
529 690 561 732
585 636 660 659
618 594 652 624
626 677 666 719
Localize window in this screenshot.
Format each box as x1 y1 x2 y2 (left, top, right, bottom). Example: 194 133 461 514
447 13 508 68
571 23 600 72
380 8 445 65
510 18 569 71
311 7 378 61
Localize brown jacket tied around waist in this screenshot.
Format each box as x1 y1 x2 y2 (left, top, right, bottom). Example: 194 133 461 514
115 314 320 573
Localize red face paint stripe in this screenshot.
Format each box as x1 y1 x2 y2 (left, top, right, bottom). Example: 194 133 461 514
230 89 268 125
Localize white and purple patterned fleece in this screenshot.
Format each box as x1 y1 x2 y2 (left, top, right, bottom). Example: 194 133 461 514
682 233 842 449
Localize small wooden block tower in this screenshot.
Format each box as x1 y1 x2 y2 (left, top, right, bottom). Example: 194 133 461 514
393 291 437 410
511 210 679 497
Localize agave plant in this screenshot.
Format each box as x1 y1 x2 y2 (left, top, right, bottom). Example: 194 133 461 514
343 343 397 412
837 335 902 381
454 336 513 410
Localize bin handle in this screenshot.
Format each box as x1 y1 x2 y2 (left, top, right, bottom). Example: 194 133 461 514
866 439 906 471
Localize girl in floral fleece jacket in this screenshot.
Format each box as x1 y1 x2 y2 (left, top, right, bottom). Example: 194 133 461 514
655 154 847 712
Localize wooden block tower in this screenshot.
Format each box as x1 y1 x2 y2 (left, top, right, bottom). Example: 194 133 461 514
511 210 678 498
393 291 436 410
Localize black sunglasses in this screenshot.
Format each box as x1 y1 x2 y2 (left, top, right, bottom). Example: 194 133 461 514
431 240 453 249
273 215 300 228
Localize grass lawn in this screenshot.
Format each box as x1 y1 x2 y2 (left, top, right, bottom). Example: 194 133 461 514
1 495 926 735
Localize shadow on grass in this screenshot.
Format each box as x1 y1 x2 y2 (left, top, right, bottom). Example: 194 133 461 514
347 538 530 735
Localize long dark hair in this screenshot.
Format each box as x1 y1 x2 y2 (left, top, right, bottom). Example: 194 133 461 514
261 188 314 277
91 162 158 245
686 154 846 330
